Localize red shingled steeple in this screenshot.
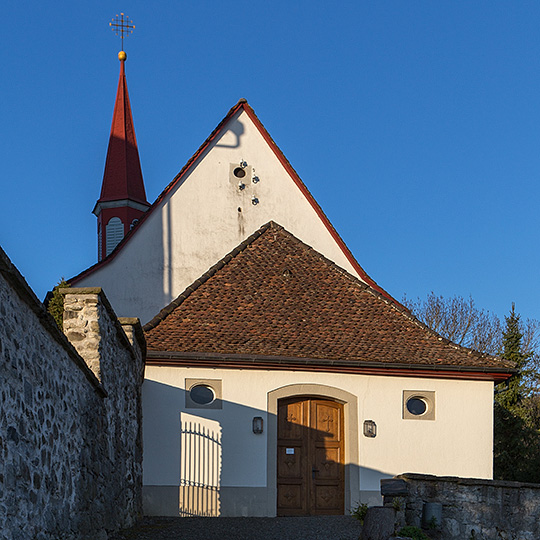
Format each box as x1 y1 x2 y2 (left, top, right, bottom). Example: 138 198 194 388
93 52 149 261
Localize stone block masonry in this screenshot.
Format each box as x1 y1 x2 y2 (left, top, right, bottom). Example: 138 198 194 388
381 473 540 540
0 245 145 540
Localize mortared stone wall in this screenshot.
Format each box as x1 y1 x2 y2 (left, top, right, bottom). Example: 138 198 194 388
0 246 144 540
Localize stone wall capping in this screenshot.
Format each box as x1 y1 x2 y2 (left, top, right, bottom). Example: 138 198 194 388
119 317 147 359
381 478 409 497
395 472 540 490
59 286 104 295
385 473 540 539
0 246 106 397
61 287 145 366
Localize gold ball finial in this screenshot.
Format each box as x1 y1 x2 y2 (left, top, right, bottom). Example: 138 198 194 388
118 50 127 61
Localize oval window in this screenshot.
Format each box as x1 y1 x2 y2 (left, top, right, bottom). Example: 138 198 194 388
406 397 427 416
190 384 215 405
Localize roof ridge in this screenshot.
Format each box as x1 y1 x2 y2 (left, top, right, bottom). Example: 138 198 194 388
142 221 281 331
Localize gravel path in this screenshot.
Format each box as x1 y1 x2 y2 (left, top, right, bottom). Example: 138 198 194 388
110 516 363 540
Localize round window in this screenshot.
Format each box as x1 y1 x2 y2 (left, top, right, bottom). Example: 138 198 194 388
406 397 427 416
233 167 246 179
190 384 215 405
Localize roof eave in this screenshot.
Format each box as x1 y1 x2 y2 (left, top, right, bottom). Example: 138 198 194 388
145 350 515 382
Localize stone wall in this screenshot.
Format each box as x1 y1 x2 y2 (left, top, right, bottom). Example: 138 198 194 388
381 473 540 540
0 246 145 540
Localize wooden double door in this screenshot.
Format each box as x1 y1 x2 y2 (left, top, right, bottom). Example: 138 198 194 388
277 397 344 516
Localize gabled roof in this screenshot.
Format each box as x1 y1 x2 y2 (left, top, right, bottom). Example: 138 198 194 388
95 57 148 208
72 99 393 306
144 222 514 381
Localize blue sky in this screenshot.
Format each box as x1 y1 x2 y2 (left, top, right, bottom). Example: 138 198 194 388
1 1 539 323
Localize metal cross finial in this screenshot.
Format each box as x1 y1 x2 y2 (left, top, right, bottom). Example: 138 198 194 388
110 13 135 51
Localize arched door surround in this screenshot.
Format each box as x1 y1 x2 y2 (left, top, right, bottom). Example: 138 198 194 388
267 384 359 516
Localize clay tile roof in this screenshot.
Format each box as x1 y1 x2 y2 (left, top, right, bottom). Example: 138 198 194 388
144 222 514 374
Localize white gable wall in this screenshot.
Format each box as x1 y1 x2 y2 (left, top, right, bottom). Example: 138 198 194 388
76 109 362 323
142 366 494 517
70 103 501 519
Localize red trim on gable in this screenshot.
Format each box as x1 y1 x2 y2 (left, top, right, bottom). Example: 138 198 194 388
241 103 397 306
71 99 400 310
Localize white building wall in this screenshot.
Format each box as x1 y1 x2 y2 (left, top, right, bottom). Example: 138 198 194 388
142 366 494 516
77 109 362 323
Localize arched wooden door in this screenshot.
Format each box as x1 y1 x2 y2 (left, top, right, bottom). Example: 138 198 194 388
277 397 344 516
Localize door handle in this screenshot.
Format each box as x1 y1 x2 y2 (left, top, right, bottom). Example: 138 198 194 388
312 467 319 479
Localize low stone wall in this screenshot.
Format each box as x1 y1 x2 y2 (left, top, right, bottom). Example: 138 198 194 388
381 473 540 540
0 246 145 540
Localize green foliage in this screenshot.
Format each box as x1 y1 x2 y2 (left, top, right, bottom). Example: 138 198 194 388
350 502 368 523
392 497 404 511
404 293 540 483
397 525 429 539
495 304 532 410
47 278 70 328
494 303 540 482
494 401 540 482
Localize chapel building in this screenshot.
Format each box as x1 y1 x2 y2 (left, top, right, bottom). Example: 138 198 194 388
70 52 515 517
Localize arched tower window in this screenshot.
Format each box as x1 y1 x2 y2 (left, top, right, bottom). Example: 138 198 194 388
98 223 102 261
106 217 124 256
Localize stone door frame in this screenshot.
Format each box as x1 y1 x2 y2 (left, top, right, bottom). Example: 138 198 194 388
267 383 359 516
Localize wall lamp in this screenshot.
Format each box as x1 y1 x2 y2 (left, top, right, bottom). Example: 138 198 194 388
252 416 264 434
363 419 377 438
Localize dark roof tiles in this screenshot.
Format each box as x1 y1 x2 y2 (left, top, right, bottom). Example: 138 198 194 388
144 222 513 371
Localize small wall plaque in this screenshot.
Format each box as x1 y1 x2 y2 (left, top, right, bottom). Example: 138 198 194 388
286 448 295 455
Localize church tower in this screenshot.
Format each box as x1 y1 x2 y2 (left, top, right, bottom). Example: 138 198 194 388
93 49 150 261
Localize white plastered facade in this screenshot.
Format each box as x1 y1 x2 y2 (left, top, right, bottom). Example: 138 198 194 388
75 103 499 518
142 366 494 517
76 108 362 324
